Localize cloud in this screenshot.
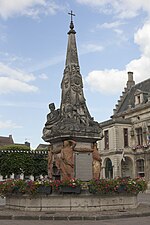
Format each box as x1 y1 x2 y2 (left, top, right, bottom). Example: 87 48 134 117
0 62 35 82
0 62 38 94
0 24 7 42
85 69 126 94
85 20 150 94
29 54 64 72
38 73 48 80
134 21 150 57
97 21 125 29
0 0 45 19
0 101 46 109
81 43 104 54
126 20 150 82
0 120 22 129
96 20 126 42
0 0 66 19
0 77 38 94
76 0 150 19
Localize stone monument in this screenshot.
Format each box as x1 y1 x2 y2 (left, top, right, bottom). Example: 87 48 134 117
42 11 103 181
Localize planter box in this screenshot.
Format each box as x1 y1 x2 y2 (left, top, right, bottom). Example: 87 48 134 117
59 186 81 194
118 185 126 193
89 185 127 194
37 186 52 195
6 193 138 212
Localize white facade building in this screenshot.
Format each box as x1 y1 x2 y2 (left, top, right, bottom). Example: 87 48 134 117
98 72 150 182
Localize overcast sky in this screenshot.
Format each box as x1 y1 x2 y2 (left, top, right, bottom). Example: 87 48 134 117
0 0 150 148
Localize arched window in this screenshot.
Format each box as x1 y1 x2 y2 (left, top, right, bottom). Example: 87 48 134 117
105 158 113 179
136 159 144 177
121 157 133 178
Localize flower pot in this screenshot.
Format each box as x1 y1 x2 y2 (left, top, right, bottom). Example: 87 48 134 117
88 185 97 194
118 185 126 193
59 185 81 194
37 186 52 195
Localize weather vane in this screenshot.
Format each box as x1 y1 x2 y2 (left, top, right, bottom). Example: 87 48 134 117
68 10 75 22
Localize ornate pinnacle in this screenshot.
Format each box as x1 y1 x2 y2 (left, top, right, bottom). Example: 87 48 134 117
68 10 76 34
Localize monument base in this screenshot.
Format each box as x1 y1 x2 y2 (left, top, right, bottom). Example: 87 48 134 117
6 193 138 212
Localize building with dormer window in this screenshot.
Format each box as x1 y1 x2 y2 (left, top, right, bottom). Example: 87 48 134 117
98 72 150 184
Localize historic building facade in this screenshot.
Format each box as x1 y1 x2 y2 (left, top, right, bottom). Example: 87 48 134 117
98 72 150 182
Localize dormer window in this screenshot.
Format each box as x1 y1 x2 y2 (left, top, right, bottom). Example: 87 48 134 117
134 89 143 105
134 89 149 105
137 95 140 104
135 94 141 105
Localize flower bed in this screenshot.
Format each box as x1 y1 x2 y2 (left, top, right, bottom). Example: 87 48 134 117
0 179 53 196
2 177 147 211
88 177 147 195
0 177 147 197
51 178 82 194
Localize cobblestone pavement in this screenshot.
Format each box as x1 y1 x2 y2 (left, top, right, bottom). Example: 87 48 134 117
0 193 150 220
1 217 150 225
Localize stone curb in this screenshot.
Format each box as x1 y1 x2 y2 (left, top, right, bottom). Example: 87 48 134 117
0 212 150 220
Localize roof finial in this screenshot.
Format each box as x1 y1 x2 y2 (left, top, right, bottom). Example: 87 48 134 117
68 10 75 23
68 10 75 31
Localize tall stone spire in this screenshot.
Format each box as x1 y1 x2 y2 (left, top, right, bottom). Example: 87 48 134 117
65 11 79 67
42 12 102 143
60 11 91 121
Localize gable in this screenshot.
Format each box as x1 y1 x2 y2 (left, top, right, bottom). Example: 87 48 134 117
114 78 150 114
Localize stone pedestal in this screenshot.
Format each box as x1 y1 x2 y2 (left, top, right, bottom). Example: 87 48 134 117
6 193 138 212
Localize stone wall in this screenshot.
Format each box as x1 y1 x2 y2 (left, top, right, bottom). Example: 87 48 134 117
6 193 138 212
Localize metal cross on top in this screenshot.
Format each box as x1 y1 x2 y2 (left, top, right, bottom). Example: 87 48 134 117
68 10 75 22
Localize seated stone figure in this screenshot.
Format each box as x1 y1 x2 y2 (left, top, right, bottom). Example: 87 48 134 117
45 103 60 126
42 103 60 141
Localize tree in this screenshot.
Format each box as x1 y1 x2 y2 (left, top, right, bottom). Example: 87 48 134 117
0 146 48 178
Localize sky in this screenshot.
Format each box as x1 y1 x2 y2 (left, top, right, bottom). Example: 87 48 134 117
0 0 150 149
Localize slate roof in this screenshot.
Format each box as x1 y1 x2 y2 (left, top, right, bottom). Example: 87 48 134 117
114 78 150 114
0 135 14 146
35 144 49 150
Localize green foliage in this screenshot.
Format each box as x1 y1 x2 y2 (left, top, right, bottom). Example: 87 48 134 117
88 177 147 195
0 152 34 176
0 179 53 196
0 149 48 177
0 177 147 197
0 145 30 151
32 157 48 177
51 178 83 191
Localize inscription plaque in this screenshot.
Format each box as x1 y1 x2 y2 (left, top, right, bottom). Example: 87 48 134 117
75 152 92 181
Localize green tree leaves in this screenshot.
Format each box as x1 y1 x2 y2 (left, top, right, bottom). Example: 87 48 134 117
0 146 48 178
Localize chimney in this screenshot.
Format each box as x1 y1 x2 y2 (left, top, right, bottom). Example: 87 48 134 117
126 71 135 90
25 141 30 148
9 134 14 144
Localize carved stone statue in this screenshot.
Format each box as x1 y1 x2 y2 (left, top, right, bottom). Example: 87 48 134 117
42 18 103 143
92 143 102 179
48 148 53 179
42 103 60 141
42 16 103 182
46 103 60 126
59 140 76 181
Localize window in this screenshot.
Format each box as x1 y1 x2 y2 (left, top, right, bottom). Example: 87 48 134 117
136 127 143 145
136 159 144 177
105 158 113 179
137 95 140 104
123 128 128 147
104 130 109 149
